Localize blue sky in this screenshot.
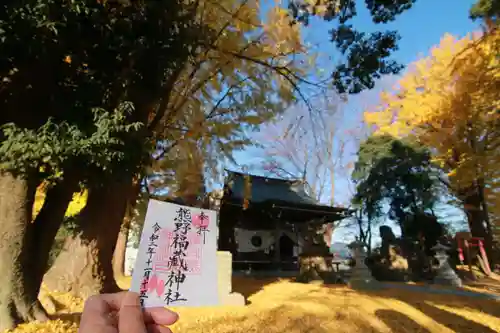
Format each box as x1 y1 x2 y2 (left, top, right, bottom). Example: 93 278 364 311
306 0 479 205
229 0 479 243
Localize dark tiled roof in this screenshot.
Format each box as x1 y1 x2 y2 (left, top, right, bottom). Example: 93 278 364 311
225 171 318 205
223 171 349 218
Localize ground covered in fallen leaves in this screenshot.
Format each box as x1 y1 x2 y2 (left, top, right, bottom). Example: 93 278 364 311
6 277 500 333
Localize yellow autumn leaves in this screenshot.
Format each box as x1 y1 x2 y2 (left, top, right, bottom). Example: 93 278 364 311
364 27 500 230
150 0 309 192
33 185 87 220
302 0 337 17
161 0 307 136
365 29 499 179
52 0 309 213
8 278 500 333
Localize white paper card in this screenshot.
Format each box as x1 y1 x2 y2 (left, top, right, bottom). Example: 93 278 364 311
130 199 219 307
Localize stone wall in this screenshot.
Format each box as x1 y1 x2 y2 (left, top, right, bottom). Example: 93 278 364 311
217 251 245 306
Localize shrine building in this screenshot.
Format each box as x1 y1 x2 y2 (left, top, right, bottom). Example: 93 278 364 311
217 170 351 272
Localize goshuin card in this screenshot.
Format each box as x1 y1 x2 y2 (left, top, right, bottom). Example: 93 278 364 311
130 200 219 307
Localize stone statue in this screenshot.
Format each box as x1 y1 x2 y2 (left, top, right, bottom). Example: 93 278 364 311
296 222 335 283
403 213 446 280
379 225 397 259
299 222 332 256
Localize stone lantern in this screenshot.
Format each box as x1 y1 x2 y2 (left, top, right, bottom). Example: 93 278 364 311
348 241 380 290
431 242 462 288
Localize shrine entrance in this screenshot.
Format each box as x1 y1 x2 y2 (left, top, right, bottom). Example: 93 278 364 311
218 171 351 275
279 234 295 260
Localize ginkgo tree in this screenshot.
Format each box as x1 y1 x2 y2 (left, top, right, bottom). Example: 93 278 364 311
42 0 309 300
106 3 312 278
364 28 500 262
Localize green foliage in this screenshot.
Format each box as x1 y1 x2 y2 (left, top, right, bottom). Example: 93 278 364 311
0 0 208 182
470 0 500 21
353 134 442 225
0 103 142 179
289 0 416 93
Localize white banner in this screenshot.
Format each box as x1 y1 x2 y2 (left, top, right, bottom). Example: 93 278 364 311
234 228 274 253
234 228 302 254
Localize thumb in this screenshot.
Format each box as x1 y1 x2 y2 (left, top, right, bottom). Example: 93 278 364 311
118 292 147 333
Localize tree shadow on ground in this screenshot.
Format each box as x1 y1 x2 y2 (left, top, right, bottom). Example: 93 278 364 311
401 299 497 333
466 281 500 294
353 286 500 333
457 268 500 294
375 309 431 333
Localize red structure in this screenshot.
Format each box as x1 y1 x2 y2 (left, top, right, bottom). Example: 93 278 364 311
455 231 492 278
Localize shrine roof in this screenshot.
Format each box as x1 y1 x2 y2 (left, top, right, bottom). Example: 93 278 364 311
221 171 350 222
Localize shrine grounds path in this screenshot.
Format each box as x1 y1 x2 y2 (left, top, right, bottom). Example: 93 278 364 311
380 282 500 301
6 277 500 333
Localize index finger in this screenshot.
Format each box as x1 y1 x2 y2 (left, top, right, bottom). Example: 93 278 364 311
119 293 179 326
86 292 179 325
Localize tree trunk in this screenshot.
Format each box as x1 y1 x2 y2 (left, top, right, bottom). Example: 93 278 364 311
28 174 80 294
44 176 133 299
0 172 48 331
366 216 373 255
477 179 495 267
463 185 493 264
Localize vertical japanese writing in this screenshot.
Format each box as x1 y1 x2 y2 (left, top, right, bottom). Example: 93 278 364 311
139 222 161 307
164 208 192 305
195 212 210 244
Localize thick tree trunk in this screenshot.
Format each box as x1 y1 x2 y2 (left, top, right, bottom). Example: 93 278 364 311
44 176 133 299
0 172 48 331
28 174 80 294
463 184 493 265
